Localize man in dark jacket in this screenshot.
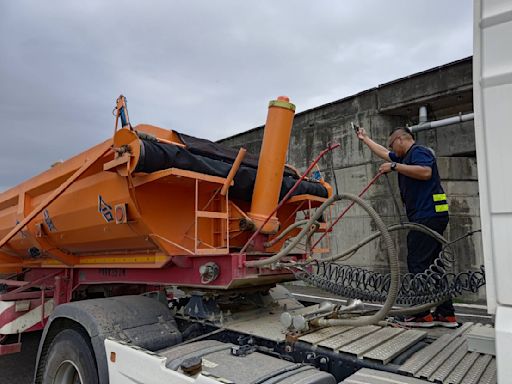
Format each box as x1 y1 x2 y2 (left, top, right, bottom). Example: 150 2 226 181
356 126 457 328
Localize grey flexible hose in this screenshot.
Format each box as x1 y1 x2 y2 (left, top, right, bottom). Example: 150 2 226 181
357 300 446 318
387 300 445 316
246 194 399 326
249 193 399 326
322 222 449 263
247 195 434 325
264 220 319 248
245 194 341 268
311 194 398 327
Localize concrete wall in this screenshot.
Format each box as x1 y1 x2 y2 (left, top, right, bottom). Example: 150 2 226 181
220 57 485 303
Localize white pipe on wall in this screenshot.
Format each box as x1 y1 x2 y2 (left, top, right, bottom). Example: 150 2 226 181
409 112 474 133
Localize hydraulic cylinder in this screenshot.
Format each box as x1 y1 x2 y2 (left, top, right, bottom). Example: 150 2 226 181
248 96 295 234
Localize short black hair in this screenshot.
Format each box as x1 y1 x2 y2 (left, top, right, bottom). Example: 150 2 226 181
389 127 413 139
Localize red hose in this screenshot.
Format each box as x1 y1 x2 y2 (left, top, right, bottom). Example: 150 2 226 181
310 171 384 251
239 143 340 254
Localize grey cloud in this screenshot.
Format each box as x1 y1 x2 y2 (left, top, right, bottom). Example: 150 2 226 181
0 0 472 190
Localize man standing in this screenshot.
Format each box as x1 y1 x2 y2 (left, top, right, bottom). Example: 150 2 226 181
356 126 457 328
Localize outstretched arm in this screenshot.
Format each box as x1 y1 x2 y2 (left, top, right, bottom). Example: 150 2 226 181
356 127 391 161
379 162 432 180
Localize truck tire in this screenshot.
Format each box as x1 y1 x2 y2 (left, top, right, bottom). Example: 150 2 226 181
41 328 99 384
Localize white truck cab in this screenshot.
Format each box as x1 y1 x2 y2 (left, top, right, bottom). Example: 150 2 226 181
473 0 512 381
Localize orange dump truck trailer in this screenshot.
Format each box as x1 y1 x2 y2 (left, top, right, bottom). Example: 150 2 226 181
0 96 333 359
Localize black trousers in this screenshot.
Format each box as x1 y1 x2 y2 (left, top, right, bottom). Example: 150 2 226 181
407 215 454 317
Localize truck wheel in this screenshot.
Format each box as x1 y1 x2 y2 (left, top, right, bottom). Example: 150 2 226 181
42 328 98 384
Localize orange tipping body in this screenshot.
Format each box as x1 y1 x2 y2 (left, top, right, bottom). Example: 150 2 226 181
248 96 296 234
0 125 226 271
0 96 332 289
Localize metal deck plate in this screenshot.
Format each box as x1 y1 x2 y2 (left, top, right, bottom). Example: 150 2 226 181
221 304 497 384
318 325 380 350
399 333 453 375
396 322 498 384
299 326 353 344
478 358 497 384
445 352 479 384
219 294 308 342
340 327 404 358
414 338 468 378
222 310 288 342
461 354 493 384
399 322 473 376
364 330 427 364
342 368 431 384
427 342 468 382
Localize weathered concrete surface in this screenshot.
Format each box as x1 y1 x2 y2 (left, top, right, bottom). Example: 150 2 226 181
220 57 485 303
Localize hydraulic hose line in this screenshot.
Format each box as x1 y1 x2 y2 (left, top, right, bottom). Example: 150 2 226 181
245 169 380 268
247 193 400 327
310 172 384 251
245 196 335 268
320 222 449 264
240 143 340 254
251 166 486 324
263 220 320 248
313 194 398 327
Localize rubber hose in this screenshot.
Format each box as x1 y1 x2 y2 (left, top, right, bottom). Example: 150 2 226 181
245 194 341 268
306 194 398 327
387 300 446 316
322 222 449 263
246 194 400 326
264 220 319 248
359 300 446 318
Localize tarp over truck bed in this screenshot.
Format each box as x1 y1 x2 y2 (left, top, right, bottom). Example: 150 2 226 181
135 134 328 202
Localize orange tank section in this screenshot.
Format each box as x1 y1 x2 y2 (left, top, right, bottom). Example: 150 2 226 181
0 96 332 289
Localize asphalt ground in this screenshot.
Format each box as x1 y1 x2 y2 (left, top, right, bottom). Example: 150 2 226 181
0 331 40 384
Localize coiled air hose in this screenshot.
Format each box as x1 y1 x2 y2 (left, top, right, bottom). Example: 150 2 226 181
248 192 484 325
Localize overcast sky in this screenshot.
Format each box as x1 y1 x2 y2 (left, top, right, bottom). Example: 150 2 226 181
0 1 473 191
